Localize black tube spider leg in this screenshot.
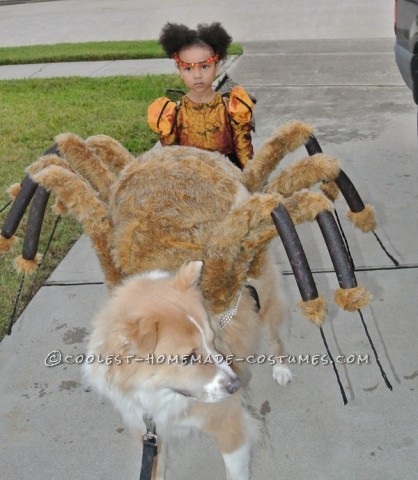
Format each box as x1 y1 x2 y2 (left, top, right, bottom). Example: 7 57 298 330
272 204 348 405
305 135 399 266
272 195 393 398
1 144 59 269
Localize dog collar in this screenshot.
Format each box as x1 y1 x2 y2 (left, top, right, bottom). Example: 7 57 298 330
219 286 245 330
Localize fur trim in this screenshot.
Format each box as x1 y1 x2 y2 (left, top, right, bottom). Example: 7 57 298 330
298 296 327 326
52 199 69 216
347 205 376 232
7 183 21 200
283 190 333 224
55 133 115 202
320 181 340 201
334 285 372 311
26 154 74 176
265 154 340 196
0 234 19 254
243 121 314 193
85 134 132 174
14 253 42 274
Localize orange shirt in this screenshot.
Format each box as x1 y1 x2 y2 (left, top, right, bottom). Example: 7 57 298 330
147 86 253 168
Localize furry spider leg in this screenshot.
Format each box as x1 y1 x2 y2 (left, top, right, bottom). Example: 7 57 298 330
201 189 334 314
84 134 133 174
306 135 400 269
29 163 123 287
14 185 50 273
271 204 348 404
54 133 117 203
0 144 63 271
242 121 315 193
1 175 38 252
305 134 377 234
316 209 392 391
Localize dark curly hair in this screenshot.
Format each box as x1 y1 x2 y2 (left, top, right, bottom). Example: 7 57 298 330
159 22 232 61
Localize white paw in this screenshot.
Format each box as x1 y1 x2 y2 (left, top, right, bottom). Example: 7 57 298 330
272 364 293 386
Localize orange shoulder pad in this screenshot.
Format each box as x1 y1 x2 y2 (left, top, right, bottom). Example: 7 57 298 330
228 86 253 124
147 97 178 135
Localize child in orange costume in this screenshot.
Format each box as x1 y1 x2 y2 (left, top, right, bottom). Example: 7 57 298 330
147 22 254 169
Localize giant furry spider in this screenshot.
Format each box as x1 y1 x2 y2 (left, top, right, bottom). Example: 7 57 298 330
0 120 391 402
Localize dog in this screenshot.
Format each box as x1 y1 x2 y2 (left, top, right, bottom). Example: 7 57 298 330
83 256 292 480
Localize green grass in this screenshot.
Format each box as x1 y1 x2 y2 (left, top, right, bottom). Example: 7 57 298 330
0 74 185 339
0 40 243 65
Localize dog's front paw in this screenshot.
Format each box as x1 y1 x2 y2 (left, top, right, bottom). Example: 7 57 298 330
272 364 293 386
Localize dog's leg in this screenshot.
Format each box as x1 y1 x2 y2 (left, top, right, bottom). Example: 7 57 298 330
199 398 256 480
251 251 293 386
222 442 251 480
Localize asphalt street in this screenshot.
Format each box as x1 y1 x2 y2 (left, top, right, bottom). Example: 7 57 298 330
0 1 417 479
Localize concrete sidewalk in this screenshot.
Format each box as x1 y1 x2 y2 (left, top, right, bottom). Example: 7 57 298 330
1 1 417 478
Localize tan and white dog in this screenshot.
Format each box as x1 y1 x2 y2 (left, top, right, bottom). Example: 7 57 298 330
83 258 292 480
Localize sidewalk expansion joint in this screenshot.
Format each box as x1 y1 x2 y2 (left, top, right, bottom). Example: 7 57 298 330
282 263 418 276
40 263 418 287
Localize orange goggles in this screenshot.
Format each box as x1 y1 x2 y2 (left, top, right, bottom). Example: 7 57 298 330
173 52 219 69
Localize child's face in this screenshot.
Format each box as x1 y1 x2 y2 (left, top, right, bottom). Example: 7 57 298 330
177 45 218 99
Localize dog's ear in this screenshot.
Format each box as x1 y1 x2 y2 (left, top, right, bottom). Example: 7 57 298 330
173 261 203 290
123 315 158 355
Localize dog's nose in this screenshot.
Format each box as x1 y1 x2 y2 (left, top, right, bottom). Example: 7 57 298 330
225 376 240 394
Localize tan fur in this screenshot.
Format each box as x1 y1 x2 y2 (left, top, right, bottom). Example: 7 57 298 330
26 154 76 176
14 253 42 274
283 190 334 224
85 134 133 174
264 153 340 196
243 121 314 193
0 234 19 254
7 183 21 200
18 120 374 319
347 205 376 232
320 180 340 201
55 133 115 202
298 297 327 326
334 285 372 311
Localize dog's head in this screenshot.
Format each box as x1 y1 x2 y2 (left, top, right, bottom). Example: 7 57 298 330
86 261 240 404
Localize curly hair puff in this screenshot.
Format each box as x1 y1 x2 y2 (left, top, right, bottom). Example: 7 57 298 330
159 22 232 61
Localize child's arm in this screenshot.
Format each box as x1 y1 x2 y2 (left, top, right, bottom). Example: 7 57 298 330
228 86 254 167
147 98 178 146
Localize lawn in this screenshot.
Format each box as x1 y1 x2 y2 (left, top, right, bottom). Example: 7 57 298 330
0 39 242 340
0 40 243 65
0 73 184 339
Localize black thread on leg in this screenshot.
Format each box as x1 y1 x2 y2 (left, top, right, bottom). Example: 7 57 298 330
319 326 348 405
372 231 400 267
6 216 61 335
0 200 12 214
335 171 400 266
7 275 25 335
358 309 393 391
41 215 61 263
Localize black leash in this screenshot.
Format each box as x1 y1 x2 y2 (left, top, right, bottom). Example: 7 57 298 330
6 215 61 336
139 415 158 480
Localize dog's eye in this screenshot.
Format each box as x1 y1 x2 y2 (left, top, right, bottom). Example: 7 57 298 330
182 351 199 365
